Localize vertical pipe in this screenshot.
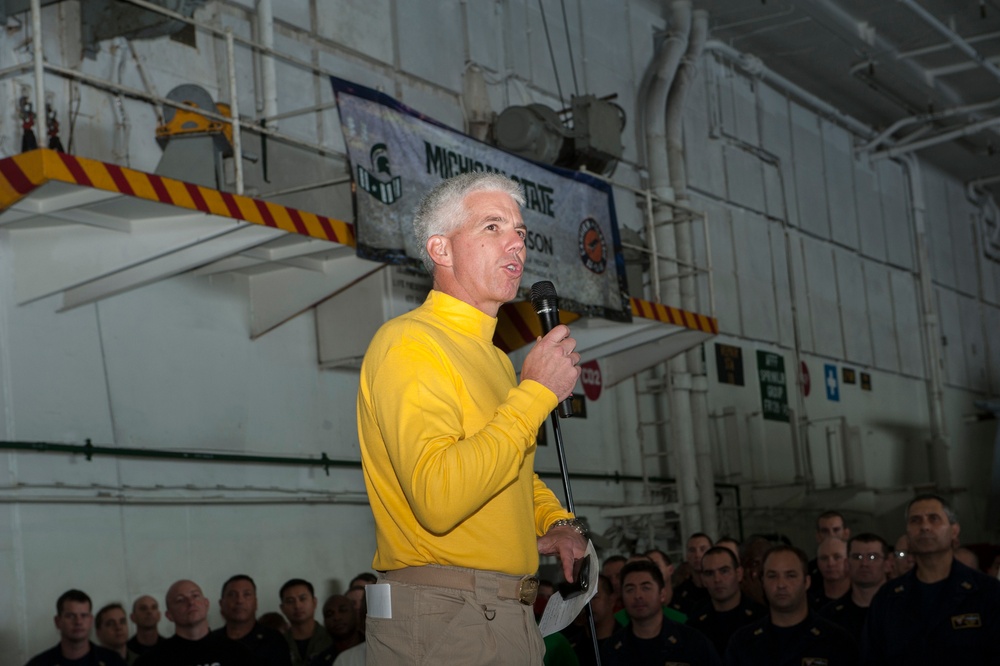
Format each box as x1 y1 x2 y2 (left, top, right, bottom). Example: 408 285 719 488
668 8 716 536
644 0 698 535
788 407 804 482
644 190 661 302
899 154 952 488
226 28 244 195
841 416 854 485
256 0 278 128
31 0 45 137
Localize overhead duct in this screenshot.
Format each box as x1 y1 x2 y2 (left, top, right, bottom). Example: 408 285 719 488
492 95 625 175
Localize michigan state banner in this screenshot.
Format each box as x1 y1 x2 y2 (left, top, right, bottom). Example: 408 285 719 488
331 76 630 321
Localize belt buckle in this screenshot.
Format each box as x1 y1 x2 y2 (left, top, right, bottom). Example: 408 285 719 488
518 575 539 605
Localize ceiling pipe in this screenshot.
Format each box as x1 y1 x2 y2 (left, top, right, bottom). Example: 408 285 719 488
895 28 1000 60
870 114 1000 161
968 173 1000 190
703 40 875 139
856 96 1000 154
808 0 969 109
898 0 1000 83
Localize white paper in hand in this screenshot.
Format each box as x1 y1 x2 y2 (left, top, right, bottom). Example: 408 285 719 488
538 540 599 637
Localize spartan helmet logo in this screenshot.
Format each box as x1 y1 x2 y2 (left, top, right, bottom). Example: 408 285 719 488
370 143 392 177
356 142 402 205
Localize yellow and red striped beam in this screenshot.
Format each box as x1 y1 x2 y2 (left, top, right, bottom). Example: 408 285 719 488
494 297 718 353
629 297 718 336
0 149 355 246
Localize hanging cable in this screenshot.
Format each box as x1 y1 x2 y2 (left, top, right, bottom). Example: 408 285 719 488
560 0 580 98
538 0 566 106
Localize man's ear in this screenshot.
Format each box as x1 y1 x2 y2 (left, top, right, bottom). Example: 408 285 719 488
426 235 451 268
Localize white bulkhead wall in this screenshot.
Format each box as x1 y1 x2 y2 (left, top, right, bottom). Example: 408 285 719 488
0 0 998 659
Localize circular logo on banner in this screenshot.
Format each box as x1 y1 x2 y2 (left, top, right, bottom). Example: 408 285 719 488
801 361 811 397
578 217 607 274
581 359 602 401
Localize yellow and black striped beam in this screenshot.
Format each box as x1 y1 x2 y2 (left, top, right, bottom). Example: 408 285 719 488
0 149 355 246
495 297 719 353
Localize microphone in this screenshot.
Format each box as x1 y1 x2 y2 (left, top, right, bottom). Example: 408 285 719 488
529 280 574 418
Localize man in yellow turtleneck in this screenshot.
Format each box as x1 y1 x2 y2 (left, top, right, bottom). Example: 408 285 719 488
358 172 586 665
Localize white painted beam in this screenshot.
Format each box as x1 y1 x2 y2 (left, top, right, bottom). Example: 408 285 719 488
248 254 383 338
59 225 288 310
12 213 257 304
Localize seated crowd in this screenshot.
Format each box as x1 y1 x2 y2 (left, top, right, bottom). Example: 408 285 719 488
25 573 374 666
551 493 1000 666
25 493 1000 666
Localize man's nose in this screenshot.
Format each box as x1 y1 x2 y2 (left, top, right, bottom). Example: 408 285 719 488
505 230 524 250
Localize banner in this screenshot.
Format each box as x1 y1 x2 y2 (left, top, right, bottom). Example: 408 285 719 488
331 76 629 320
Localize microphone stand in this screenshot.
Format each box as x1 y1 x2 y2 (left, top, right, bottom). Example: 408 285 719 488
549 411 602 666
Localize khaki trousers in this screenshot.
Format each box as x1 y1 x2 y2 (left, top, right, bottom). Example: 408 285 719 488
365 566 545 665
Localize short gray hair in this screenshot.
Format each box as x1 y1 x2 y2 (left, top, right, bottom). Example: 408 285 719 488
412 172 525 273
905 493 958 524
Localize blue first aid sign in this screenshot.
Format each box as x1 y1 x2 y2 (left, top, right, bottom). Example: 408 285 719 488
825 364 840 402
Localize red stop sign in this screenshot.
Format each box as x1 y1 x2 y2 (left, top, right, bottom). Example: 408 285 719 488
581 360 602 401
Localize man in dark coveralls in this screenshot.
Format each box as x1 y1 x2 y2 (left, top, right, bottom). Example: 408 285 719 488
25 589 126 666
689 546 765 656
134 579 259 666
725 545 857 666
602 560 720 665
863 494 1000 665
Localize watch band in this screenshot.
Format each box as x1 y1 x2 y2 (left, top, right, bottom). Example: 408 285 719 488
550 518 588 538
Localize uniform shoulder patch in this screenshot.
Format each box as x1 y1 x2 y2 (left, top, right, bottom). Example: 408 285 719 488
951 613 982 629
893 585 905 593
667 634 678 644
698 613 708 621
801 659 829 666
960 581 973 590
753 627 764 636
810 626 821 636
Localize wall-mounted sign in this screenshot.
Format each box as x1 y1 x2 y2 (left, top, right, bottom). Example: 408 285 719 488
861 373 872 391
715 343 745 386
757 351 789 422
580 360 603 401
843 367 856 384
825 363 840 402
